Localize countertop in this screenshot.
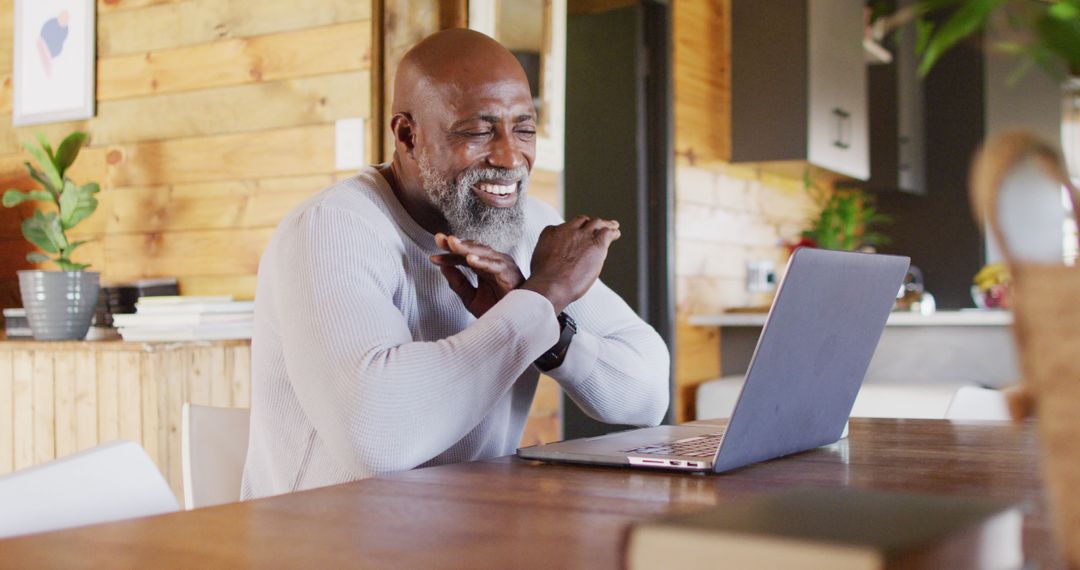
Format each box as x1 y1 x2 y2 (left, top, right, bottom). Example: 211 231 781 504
687 310 1013 328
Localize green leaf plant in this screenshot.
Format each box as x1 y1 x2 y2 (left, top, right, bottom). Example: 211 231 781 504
1 132 98 271
872 0 1080 79
799 169 893 252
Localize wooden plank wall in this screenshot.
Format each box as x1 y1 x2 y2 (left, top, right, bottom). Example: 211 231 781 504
673 0 731 167
0 340 251 505
0 0 563 461
0 0 712 442
0 0 376 306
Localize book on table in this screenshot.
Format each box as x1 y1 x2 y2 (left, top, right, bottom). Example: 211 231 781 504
111 312 253 327
133 299 254 315
116 295 255 341
624 487 1022 570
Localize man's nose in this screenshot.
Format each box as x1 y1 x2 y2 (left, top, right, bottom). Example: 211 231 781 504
486 131 525 171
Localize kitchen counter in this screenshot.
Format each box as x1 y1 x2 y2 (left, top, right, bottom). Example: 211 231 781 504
689 309 1019 388
688 309 1013 327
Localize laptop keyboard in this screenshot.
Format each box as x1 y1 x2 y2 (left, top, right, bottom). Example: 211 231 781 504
625 431 725 457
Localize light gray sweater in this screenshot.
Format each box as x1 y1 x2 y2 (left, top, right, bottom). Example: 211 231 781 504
240 167 670 499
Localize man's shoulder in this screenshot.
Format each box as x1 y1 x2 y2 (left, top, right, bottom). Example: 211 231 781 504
290 170 391 218
277 169 402 240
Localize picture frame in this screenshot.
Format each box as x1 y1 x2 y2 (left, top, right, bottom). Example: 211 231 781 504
12 0 96 127
470 0 566 172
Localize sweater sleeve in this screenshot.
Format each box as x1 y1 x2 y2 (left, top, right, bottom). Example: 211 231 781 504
271 205 560 475
524 200 670 427
543 278 671 427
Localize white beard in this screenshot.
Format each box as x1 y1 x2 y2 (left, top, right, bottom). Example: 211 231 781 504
417 155 529 253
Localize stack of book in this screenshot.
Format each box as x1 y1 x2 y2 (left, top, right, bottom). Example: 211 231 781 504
97 277 180 327
2 308 32 339
113 296 254 342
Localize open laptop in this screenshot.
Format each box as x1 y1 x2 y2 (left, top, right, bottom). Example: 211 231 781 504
517 248 910 473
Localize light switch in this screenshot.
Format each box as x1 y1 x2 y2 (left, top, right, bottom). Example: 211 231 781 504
746 260 777 293
335 117 366 171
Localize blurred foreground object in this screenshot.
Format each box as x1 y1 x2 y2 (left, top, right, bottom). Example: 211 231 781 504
970 130 1080 565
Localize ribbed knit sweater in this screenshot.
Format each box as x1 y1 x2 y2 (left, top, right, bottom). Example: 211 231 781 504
240 167 670 499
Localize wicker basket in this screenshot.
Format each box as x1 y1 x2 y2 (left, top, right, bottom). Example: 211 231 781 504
970 132 1080 565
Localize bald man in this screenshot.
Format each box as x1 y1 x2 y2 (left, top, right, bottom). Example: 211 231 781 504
241 29 669 499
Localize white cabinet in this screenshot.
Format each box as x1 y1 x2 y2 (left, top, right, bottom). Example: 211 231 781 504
729 0 869 180
806 0 869 179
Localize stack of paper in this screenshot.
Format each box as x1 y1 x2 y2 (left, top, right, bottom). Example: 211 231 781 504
114 296 254 341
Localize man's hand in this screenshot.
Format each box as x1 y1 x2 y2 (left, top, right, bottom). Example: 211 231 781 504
521 215 621 314
430 233 526 318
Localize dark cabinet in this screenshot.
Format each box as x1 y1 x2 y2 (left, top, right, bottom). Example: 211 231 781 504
865 2 926 195
729 0 869 180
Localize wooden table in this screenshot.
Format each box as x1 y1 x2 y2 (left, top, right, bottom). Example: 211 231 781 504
0 419 1060 568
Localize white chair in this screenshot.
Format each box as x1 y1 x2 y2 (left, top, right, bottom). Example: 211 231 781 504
0 440 179 539
849 383 969 419
181 404 251 510
945 386 1012 421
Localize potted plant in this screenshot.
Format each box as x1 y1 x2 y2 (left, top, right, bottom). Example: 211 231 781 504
2 132 101 341
790 169 892 252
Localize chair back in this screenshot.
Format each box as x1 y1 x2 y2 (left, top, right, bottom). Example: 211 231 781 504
945 386 1011 421
181 404 251 509
0 440 179 538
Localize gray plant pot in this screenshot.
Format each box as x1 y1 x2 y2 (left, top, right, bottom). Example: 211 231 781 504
17 270 100 341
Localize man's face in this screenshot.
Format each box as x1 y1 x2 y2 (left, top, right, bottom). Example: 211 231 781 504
414 79 536 252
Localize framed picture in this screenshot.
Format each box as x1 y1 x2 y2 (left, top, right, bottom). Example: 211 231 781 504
12 0 96 127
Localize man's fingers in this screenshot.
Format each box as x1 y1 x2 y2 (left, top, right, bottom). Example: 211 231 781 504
444 236 523 280
464 253 502 274
447 235 497 258
594 227 621 247
584 217 619 232
434 251 517 282
570 214 591 228
438 265 476 303
434 232 451 250
429 253 468 267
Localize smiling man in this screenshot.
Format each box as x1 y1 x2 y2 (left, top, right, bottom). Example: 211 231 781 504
240 29 670 499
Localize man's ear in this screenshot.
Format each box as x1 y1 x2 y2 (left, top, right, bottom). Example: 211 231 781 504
390 112 417 158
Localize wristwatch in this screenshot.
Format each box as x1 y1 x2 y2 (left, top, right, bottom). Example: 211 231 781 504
535 312 577 372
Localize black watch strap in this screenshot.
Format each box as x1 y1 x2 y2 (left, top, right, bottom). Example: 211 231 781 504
535 313 577 372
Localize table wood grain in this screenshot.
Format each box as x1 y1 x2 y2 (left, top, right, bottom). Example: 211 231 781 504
0 419 1060 569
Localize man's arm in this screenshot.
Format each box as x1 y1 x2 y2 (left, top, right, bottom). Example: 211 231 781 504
543 279 671 427
520 216 669 426
434 203 670 427
272 205 560 475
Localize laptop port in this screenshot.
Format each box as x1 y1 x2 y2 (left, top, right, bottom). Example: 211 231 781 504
686 462 699 468
669 461 682 466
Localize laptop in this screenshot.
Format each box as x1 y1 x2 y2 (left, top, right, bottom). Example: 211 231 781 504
517 248 910 473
